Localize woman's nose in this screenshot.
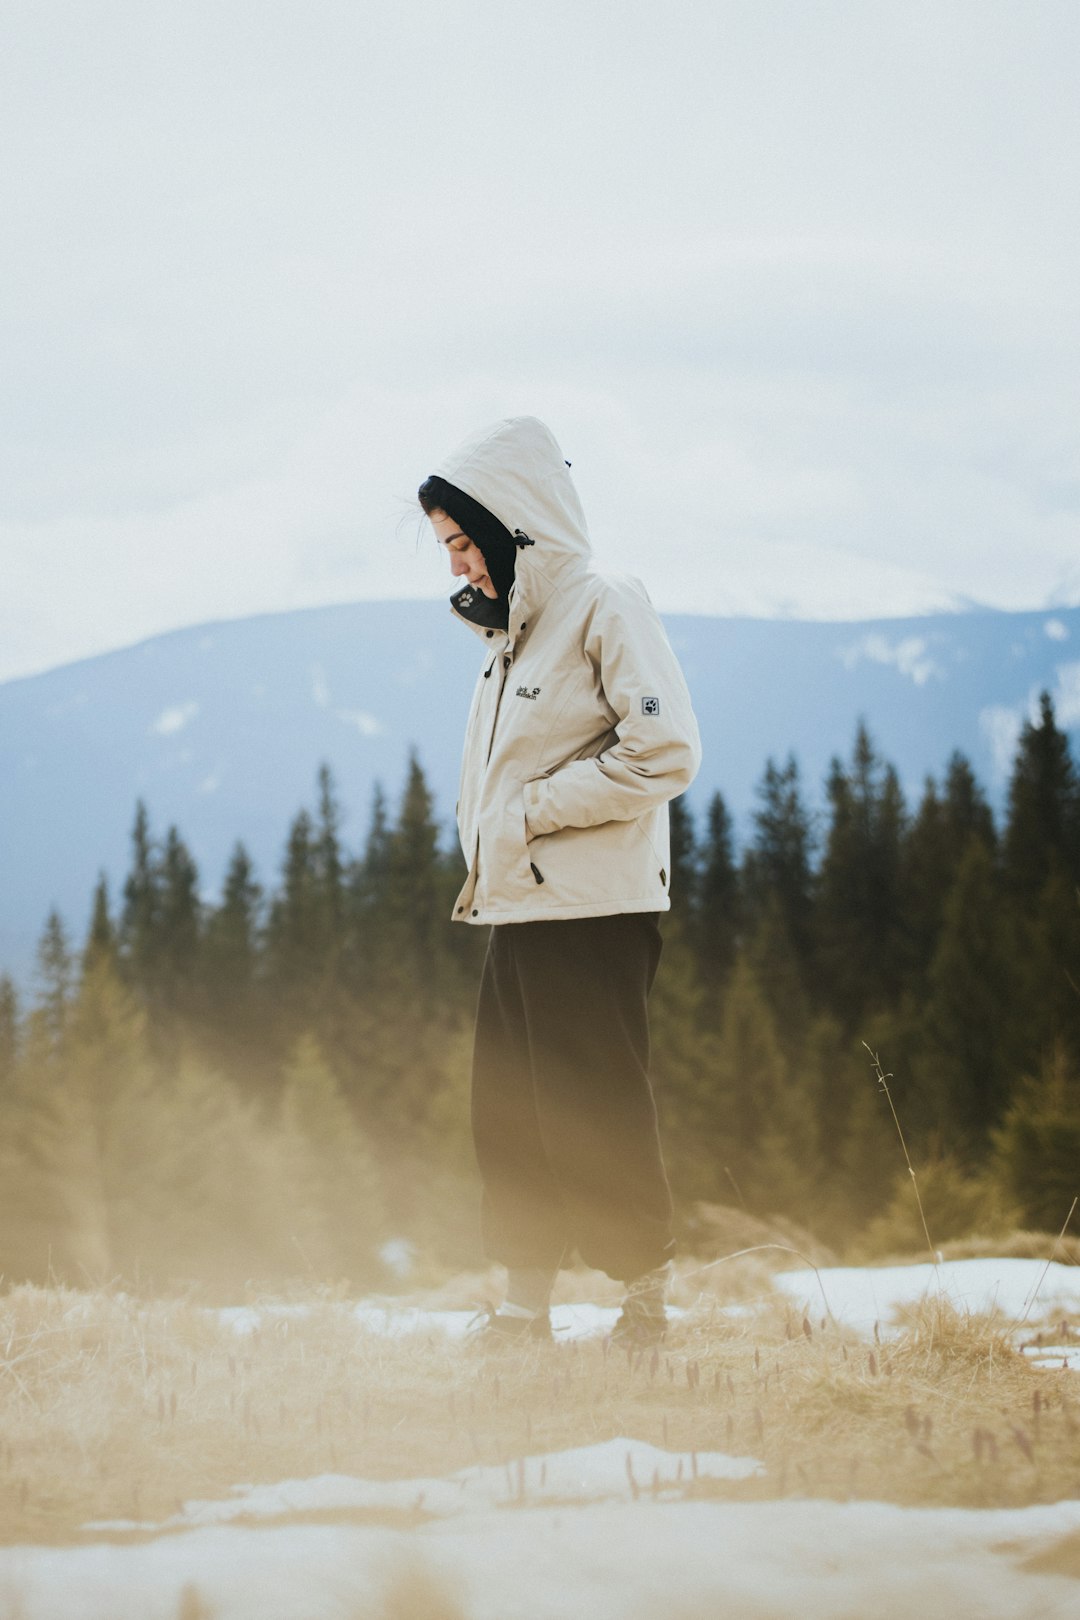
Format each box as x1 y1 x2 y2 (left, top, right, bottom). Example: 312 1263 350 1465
450 552 468 576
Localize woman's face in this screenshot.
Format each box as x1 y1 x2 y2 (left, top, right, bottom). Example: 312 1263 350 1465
428 508 498 598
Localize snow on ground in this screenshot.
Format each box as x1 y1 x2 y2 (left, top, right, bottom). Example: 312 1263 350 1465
8 1259 1080 1617
772 1258 1080 1367
4 1442 1080 1620
218 1259 1080 1364
86 1438 764 1534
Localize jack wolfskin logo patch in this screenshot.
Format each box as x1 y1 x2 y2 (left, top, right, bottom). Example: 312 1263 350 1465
458 589 474 608
642 696 660 716
516 685 541 700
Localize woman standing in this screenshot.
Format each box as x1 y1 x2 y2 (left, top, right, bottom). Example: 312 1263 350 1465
420 416 701 1346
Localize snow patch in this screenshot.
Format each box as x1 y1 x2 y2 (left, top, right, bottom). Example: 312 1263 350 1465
10 1473 1080 1620
88 1439 763 1534
151 701 199 736
838 633 944 687
773 1256 1080 1337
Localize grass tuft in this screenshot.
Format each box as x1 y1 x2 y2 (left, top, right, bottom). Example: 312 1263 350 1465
2 1265 1079 1544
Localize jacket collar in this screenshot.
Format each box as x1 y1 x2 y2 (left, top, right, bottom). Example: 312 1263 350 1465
450 545 584 649
450 583 508 638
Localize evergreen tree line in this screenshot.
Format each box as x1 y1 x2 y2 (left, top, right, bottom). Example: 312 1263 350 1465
1 697 1079 1294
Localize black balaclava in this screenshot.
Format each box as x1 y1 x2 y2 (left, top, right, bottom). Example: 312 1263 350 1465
420 475 518 629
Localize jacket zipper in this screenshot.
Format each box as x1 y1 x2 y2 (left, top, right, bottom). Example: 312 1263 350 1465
483 650 513 769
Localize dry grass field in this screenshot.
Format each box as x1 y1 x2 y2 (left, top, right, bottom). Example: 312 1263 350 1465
3 1254 1079 1549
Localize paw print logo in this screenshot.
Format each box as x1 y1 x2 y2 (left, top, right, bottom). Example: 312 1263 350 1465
642 696 660 716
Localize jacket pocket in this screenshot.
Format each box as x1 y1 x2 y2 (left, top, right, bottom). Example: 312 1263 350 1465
476 788 537 907
525 815 663 908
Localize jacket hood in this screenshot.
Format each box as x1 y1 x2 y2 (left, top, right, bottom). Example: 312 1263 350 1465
434 417 591 581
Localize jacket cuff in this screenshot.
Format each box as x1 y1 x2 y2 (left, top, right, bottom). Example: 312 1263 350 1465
522 778 551 839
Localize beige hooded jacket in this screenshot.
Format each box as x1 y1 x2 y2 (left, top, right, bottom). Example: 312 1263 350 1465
437 416 702 925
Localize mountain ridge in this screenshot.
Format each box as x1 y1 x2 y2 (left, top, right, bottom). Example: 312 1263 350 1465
3 598 1078 987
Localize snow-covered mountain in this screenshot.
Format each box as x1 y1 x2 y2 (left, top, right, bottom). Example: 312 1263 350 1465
2 599 1078 986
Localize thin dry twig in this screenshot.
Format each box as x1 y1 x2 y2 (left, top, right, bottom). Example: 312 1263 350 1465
685 1243 837 1326
1016 1196 1079 1329
863 1043 937 1269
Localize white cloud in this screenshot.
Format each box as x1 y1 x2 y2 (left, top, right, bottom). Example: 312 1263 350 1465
1053 661 1080 727
979 704 1024 782
1045 618 1070 641
197 774 220 795
336 710 383 737
978 660 1080 781
311 665 330 708
838 633 945 686
150 701 199 737
1 3 1079 681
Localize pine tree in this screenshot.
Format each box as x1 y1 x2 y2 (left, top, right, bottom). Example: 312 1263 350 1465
347 783 392 981
902 753 996 995
0 975 18 1101
649 929 718 1201
667 794 699 928
35 909 73 1045
902 775 946 985
0 1006 62 1282
384 751 442 989
127 1056 290 1292
695 791 739 1005
157 826 202 1021
9 959 151 1282
265 807 320 1017
204 842 262 1000
1003 690 1080 897
360 783 392 909
279 1032 384 1282
746 893 810 1051
741 755 815 973
837 1057 905 1228
120 799 161 996
62 958 156 1276
814 724 907 1024
1015 854 1080 1074
942 750 996 853
314 762 346 970
201 841 265 1084
993 1041 1080 1232
82 873 117 975
708 956 821 1220
919 837 1022 1151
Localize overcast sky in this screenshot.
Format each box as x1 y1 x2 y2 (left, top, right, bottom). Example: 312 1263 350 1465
2 0 1078 684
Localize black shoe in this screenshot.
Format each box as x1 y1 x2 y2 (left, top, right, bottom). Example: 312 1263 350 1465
467 1305 553 1344
610 1266 669 1348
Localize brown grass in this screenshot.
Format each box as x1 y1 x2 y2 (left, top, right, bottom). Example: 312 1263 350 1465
2 1266 1079 1547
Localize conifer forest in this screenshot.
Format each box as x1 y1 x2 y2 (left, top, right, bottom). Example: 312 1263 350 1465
2 694 1078 1299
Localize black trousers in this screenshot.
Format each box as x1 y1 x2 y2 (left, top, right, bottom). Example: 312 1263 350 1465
470 912 674 1282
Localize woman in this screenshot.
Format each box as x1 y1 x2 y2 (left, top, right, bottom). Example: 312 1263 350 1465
420 416 701 1345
